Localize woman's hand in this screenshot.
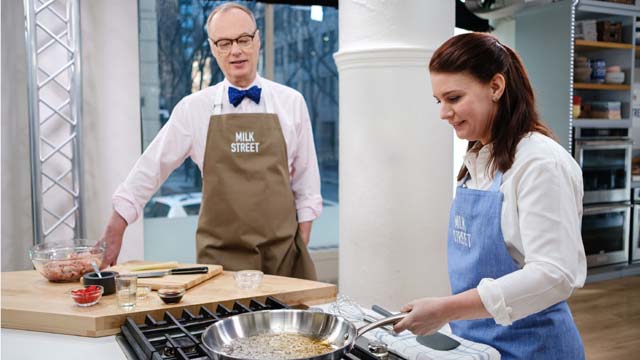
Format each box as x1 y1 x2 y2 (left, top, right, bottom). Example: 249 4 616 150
393 289 490 335
393 297 453 335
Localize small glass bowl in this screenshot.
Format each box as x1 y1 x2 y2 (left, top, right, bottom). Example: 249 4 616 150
136 286 151 300
70 285 103 307
157 286 186 304
234 270 264 290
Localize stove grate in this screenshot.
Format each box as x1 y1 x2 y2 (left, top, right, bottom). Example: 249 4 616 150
117 296 401 360
119 297 288 360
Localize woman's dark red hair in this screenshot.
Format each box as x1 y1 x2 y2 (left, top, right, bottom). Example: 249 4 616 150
430 32 554 180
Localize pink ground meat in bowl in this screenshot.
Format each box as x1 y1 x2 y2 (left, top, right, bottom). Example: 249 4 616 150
29 239 105 282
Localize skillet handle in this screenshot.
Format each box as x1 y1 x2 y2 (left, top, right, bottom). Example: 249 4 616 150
356 313 407 337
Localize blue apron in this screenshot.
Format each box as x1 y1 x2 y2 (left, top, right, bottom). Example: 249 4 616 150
447 171 585 360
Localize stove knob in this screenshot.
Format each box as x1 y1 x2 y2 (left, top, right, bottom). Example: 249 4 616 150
367 340 389 359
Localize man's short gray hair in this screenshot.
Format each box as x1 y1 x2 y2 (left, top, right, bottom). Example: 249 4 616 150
206 2 256 37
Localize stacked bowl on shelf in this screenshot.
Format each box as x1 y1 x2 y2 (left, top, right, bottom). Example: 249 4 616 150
605 65 625 84
574 56 592 83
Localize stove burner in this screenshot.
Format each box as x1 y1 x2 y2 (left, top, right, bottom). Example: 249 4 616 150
163 336 197 357
116 296 403 360
367 340 389 358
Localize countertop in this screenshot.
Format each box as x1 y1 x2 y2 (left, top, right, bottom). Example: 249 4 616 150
1 265 338 359
1 268 336 337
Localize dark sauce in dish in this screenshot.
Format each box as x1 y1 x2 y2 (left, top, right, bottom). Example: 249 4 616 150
158 289 185 304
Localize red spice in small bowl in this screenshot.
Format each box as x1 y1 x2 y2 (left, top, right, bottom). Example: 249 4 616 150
70 285 103 307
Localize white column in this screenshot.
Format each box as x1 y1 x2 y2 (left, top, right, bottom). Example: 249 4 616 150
334 0 455 309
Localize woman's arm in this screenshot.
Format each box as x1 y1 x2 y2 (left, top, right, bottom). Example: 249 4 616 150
477 157 586 325
394 148 586 334
393 289 490 335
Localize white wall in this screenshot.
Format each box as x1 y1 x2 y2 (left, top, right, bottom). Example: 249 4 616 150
491 17 516 48
1 0 144 271
1 0 33 271
81 0 144 262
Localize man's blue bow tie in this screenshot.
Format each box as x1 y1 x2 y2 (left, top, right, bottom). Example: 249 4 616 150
228 85 261 107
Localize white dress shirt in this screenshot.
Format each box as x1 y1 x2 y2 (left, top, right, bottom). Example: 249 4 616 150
462 132 586 325
113 75 323 224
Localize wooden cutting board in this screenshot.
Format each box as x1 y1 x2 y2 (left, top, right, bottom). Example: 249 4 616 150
107 261 223 290
1 265 336 337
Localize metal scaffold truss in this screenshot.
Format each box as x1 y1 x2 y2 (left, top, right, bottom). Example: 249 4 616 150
24 0 85 244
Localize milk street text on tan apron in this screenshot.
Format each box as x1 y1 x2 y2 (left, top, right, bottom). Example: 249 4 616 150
195 84 317 280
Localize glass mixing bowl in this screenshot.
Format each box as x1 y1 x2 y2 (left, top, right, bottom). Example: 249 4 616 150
29 239 106 282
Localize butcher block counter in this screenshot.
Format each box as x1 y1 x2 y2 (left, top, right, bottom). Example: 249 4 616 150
1 268 337 337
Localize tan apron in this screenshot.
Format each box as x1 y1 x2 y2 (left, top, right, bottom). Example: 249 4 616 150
195 84 317 280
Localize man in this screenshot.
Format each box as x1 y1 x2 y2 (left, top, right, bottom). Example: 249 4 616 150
100 2 322 280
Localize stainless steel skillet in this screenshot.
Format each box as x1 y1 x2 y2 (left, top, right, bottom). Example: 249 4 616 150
201 309 406 360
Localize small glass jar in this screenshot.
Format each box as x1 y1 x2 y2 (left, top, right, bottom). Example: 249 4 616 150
234 270 264 290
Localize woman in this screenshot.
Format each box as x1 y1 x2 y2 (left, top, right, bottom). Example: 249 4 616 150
393 33 586 359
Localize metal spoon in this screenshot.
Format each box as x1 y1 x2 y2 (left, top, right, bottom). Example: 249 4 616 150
91 260 102 278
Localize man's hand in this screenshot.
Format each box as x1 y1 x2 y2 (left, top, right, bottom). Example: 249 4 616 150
99 211 127 268
297 221 312 246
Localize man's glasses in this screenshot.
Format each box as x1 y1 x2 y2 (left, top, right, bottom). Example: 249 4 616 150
210 29 258 54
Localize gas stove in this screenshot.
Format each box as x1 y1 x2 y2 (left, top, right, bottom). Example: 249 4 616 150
116 296 404 360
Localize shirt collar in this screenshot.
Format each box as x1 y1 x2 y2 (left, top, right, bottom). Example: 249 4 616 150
463 142 493 182
223 74 262 90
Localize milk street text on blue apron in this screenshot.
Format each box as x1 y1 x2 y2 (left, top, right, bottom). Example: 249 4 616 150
448 171 584 359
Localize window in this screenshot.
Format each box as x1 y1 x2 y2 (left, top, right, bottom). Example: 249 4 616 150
287 41 298 64
181 17 194 29
139 1 339 258
303 37 313 67
179 4 193 16
273 4 339 249
144 201 170 218
183 204 201 216
275 47 283 67
322 31 335 54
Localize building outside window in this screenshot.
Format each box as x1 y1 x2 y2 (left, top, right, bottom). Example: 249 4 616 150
275 46 283 67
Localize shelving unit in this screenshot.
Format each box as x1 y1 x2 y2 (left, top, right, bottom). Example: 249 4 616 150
579 0 639 13
574 3 636 274
514 0 640 277
572 6 634 126
574 119 632 128
574 82 631 90
576 39 634 49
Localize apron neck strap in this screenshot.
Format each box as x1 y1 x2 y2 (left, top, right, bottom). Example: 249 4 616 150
212 81 272 115
490 171 503 192
212 83 224 115
461 173 471 187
